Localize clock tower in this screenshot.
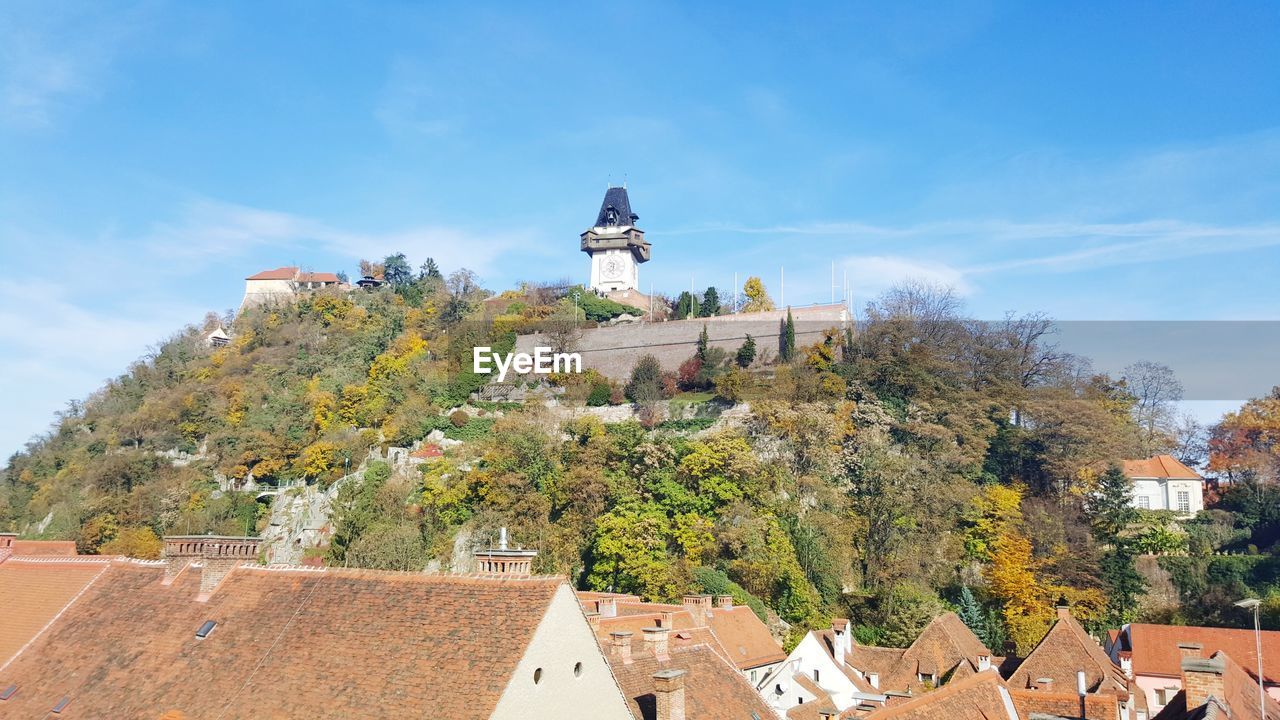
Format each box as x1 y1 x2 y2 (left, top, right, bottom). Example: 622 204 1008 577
581 186 650 293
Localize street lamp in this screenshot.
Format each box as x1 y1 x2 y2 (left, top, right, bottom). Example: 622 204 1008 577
1235 598 1266 719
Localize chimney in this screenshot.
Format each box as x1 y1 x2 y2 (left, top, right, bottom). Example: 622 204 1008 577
1036 677 1055 692
474 527 537 577
818 709 840 720
1181 655 1226 710
597 596 618 618
163 535 260 598
585 611 601 633
658 610 674 628
1076 670 1087 697
1177 642 1202 660
977 654 992 672
831 619 851 665
652 669 686 720
0 532 15 550
682 595 711 625
715 594 734 609
1119 651 1133 678
1055 602 1072 621
610 631 633 664
643 627 670 661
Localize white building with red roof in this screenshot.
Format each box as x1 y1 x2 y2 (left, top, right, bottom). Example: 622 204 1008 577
241 266 344 310
1122 455 1205 515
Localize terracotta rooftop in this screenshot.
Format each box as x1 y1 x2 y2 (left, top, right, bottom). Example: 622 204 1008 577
1007 607 1129 697
1118 623 1280 684
10 540 78 556
884 612 993 692
245 267 341 283
1151 651 1280 720
858 670 1016 719
610 644 776 720
0 562 567 719
1007 686 1122 719
1122 455 1203 480
0 558 110 669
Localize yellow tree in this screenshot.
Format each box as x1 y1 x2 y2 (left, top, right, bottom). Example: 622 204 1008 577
984 530 1053 654
741 276 775 312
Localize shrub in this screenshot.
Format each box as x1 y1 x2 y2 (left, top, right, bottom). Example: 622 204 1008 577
587 382 612 407
449 410 469 427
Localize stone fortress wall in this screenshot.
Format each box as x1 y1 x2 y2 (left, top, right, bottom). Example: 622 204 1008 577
513 303 851 381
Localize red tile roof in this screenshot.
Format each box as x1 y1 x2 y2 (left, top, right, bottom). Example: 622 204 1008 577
1122 455 1203 480
245 266 300 280
707 605 788 670
1150 651 1280 720
1007 608 1129 697
610 644 777 720
11 540 78 556
298 271 341 283
0 562 567 719
857 670 1015 719
1120 623 1280 683
0 558 109 669
409 443 444 459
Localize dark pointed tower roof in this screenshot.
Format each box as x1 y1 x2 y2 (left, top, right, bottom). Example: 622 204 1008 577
594 186 639 228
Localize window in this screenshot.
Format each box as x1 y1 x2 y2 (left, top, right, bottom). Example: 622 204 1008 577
573 662 582 678
196 620 217 639
813 669 820 683
1176 491 1191 513
1137 496 1150 509
52 697 70 714
0 685 16 701
533 668 543 684
750 670 758 683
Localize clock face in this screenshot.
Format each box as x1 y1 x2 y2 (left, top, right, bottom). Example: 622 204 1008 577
602 256 624 280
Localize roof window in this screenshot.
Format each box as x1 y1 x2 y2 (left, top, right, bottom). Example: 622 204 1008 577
196 620 217 639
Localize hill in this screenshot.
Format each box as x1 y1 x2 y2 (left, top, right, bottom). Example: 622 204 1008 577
3 264 1277 646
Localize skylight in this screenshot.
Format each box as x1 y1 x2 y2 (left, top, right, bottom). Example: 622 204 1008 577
51 696 70 713
0 684 15 701
196 620 217 639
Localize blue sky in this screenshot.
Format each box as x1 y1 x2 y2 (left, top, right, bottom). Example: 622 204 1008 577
2 1 1279 456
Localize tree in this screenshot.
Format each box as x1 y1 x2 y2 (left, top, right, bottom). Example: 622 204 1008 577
419 257 442 280
1086 464 1146 624
625 354 663 404
697 324 709 361
985 530 1052 654
1209 387 1280 482
714 367 749 402
383 252 412 287
674 291 700 320
100 526 164 559
1122 361 1183 454
700 287 721 317
735 334 757 368
359 259 385 280
336 270 349 284
779 309 796 361
741 277 775 312
957 586 988 644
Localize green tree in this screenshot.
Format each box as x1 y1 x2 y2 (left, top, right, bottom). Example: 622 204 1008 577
957 586 988 644
625 354 664 404
779 309 796 361
419 258 442 280
700 287 721 317
1086 464 1146 624
674 291 700 320
736 334 757 368
697 324 709 361
383 252 412 287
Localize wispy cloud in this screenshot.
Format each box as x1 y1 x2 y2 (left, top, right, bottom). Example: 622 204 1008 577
0 1 147 128
145 198 544 278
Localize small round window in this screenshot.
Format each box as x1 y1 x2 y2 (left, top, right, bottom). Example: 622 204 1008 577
533 667 543 684
573 662 583 677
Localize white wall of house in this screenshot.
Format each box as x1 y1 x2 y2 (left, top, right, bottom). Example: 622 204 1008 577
241 278 297 308
759 631 867 714
1129 478 1204 515
491 584 633 720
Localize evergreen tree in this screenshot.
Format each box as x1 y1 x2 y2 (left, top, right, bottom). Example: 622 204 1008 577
1087 464 1146 624
957 586 987 642
674 291 700 320
336 270 349 285
736 334 757 368
700 287 721 317
382 252 412 287
419 258 442 280
779 308 796 361
697 324 709 361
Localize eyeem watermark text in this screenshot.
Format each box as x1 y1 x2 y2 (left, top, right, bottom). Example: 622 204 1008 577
473 346 582 381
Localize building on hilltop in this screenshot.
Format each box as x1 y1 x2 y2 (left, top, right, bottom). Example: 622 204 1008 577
0 533 634 719
1106 623 1280 714
240 266 344 310
1122 455 1205 515
582 186 651 297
